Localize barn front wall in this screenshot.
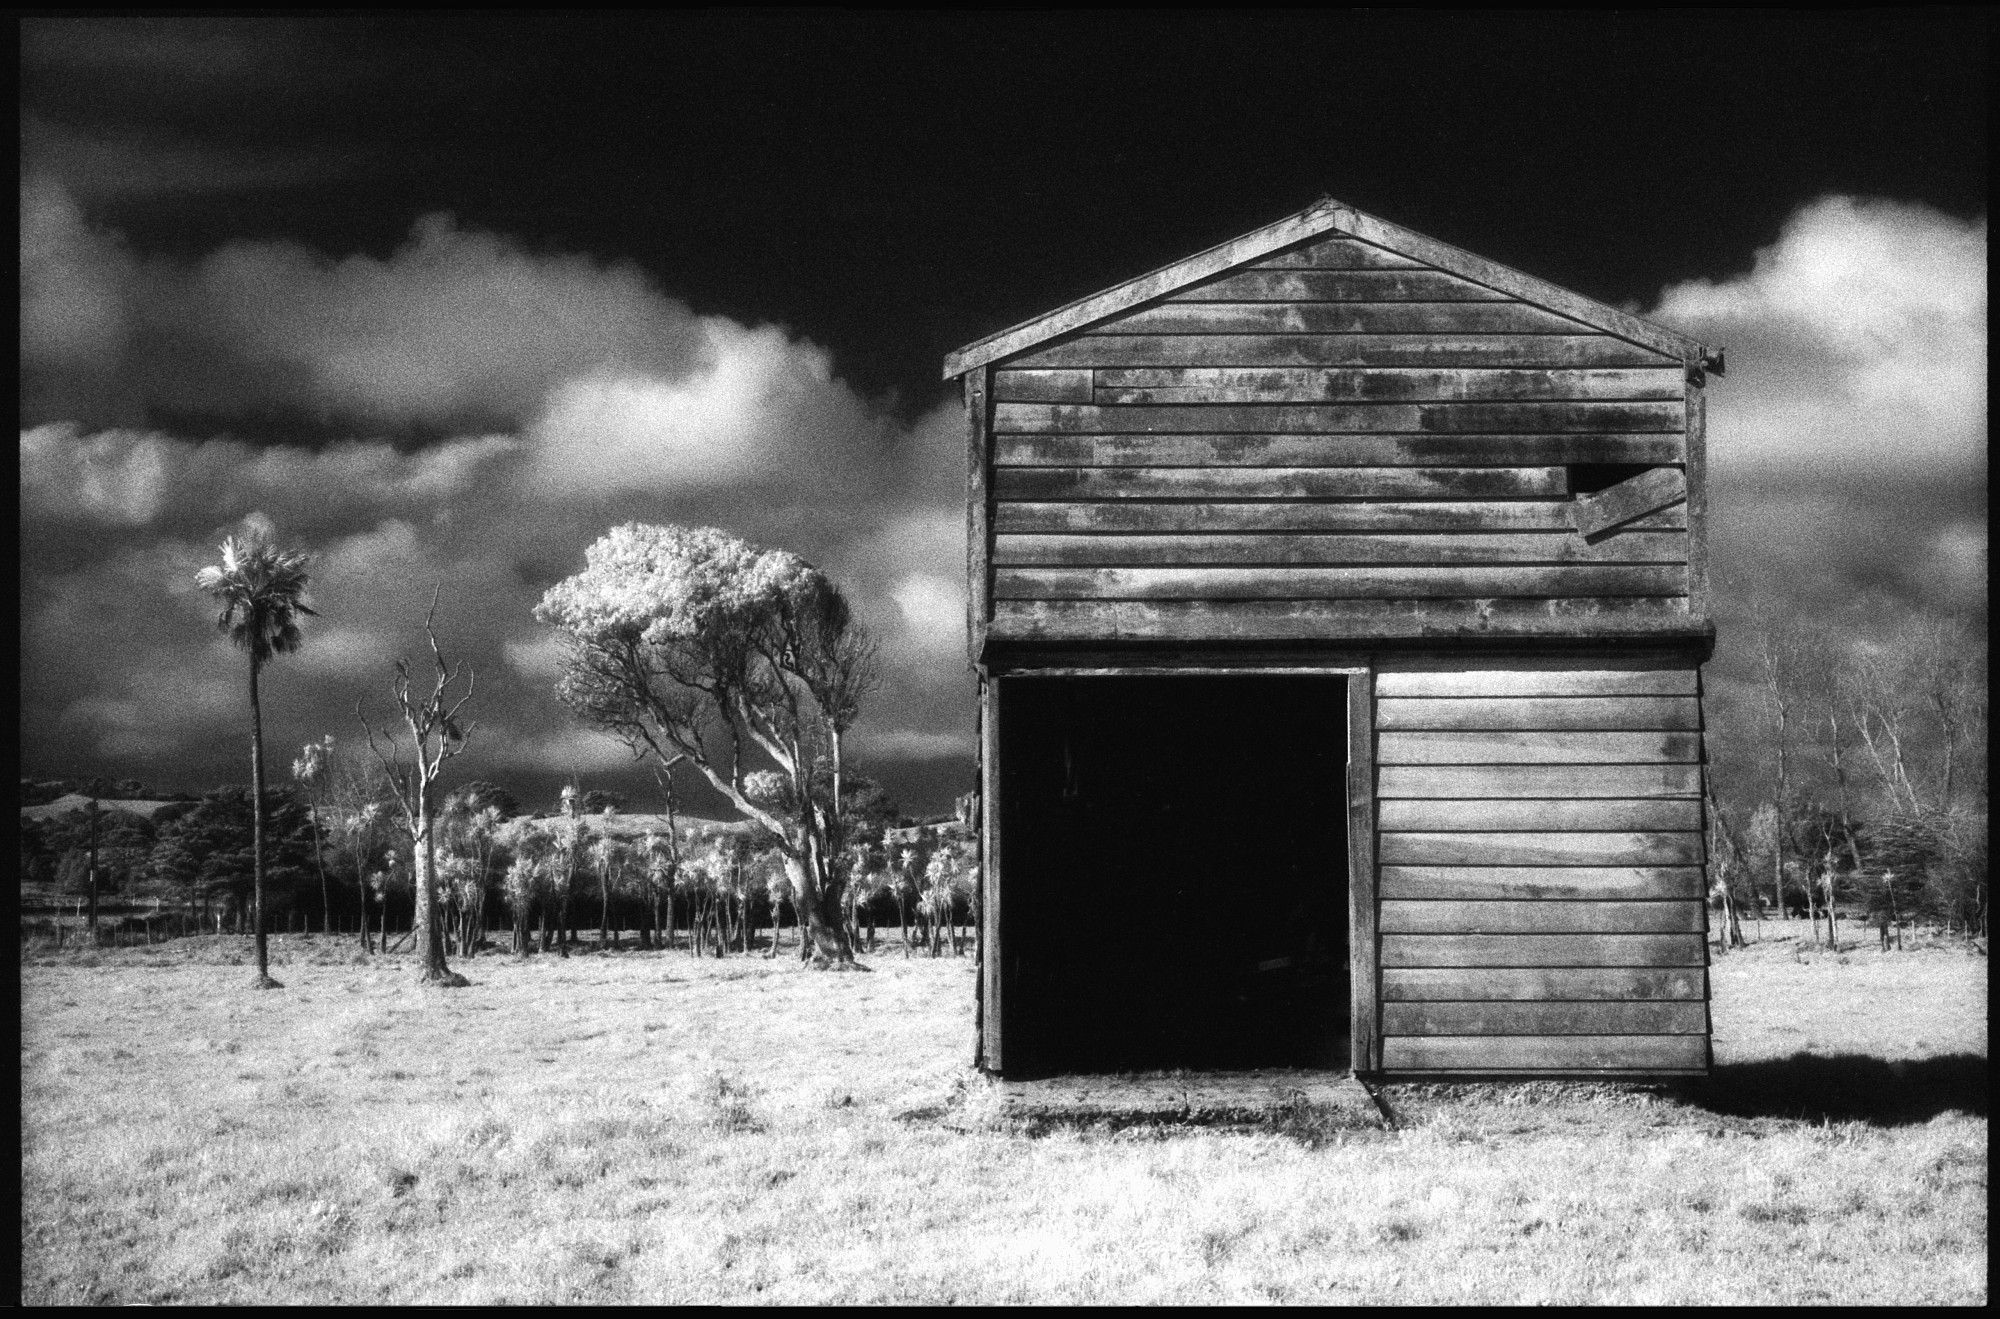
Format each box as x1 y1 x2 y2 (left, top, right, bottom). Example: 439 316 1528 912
955 203 1715 1082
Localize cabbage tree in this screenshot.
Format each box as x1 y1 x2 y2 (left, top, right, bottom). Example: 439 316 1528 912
196 534 316 989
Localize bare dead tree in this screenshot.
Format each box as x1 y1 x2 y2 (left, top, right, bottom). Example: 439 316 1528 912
359 587 475 987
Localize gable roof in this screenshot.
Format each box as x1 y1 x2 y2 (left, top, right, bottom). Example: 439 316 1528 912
943 196 1708 378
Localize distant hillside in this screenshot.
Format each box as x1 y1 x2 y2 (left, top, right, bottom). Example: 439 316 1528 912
20 794 183 822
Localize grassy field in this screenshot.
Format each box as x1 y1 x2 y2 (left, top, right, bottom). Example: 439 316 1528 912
19 930 1987 1304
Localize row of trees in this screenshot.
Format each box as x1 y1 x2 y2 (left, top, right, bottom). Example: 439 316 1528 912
22 763 982 963
49 519 911 989
1710 600 1987 948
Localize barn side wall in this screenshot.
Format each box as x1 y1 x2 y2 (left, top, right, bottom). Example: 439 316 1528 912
980 231 1697 647
1368 654 1711 1076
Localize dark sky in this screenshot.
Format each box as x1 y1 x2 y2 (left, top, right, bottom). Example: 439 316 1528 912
18 11 1990 815
27 11 1988 412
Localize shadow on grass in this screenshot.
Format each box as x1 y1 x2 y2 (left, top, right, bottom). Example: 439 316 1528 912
1688 1052 1987 1127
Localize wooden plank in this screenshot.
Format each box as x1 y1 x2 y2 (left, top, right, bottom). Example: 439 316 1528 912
1009 334 1677 371
994 500 1686 535
1324 205 1703 361
1381 1035 1708 1071
993 433 1686 468
1173 269 1517 302
991 369 1092 402
945 197 1355 378
1375 696 1703 731
1375 669 1697 697
1686 383 1709 618
987 598 1703 643
994 564 1687 602
992 532 1688 568
1089 302 1599 337
1572 466 1689 538
1094 366 1685 405
1378 799 1703 833
1380 933 1708 968
994 401 1687 435
1378 832 1704 866
992 466 1570 501
1379 899 1706 934
1250 236 1428 269
1379 865 1707 901
966 371 989 664
1382 966 1706 1001
980 677 1001 1073
1347 669 1380 1073
1376 764 1701 799
1377 730 1702 764
1382 1000 1708 1035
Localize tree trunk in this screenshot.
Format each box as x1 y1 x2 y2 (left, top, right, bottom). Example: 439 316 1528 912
599 867 610 950
785 852 858 966
85 802 100 945
308 798 329 934
411 812 460 984
248 658 280 988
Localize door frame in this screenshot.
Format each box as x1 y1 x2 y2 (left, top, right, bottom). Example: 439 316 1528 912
978 659 1378 1076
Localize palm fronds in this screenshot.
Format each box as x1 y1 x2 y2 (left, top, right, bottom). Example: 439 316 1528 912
196 534 317 663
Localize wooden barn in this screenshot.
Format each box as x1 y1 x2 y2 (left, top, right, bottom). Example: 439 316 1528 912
944 197 1724 1082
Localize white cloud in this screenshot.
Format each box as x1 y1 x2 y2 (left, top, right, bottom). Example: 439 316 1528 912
1648 195 1986 480
889 572 967 656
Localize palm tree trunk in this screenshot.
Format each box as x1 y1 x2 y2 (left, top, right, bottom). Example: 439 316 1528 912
308 798 329 934
249 657 280 988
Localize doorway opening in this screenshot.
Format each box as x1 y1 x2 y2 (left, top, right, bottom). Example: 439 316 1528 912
998 673 1350 1077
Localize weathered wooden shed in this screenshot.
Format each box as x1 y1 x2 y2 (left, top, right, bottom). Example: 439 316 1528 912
945 197 1723 1081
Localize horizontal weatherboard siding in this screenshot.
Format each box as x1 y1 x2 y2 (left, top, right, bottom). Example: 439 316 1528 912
1381 933 1707 968
1376 764 1702 798
1381 967 1706 1001
992 434 1685 467
994 565 1687 602
1381 1000 1707 1035
1376 696 1702 730
995 501 1686 534
986 598 1698 643
1378 798 1703 832
993 401 1686 435
1379 865 1707 901
978 228 1698 643
992 532 1688 568
1379 900 1706 934
1011 334 1680 370
1382 1035 1707 1071
1360 661 1711 1078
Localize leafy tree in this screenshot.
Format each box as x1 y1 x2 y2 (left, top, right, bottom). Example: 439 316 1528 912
444 780 522 821
147 787 316 931
535 523 878 967
578 788 627 815
197 533 317 989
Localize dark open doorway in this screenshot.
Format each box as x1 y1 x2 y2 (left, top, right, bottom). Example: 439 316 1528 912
998 673 1350 1077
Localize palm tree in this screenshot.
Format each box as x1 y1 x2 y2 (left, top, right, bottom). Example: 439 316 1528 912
197 534 316 990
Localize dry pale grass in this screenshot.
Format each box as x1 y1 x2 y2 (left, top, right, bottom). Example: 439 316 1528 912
19 931 1988 1304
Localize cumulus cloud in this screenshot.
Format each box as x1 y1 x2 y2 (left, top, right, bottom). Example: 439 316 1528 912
1648 195 1986 482
1642 196 1988 748
18 190 972 811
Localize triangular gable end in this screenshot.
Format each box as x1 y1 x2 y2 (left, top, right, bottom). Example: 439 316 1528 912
943 197 1707 379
